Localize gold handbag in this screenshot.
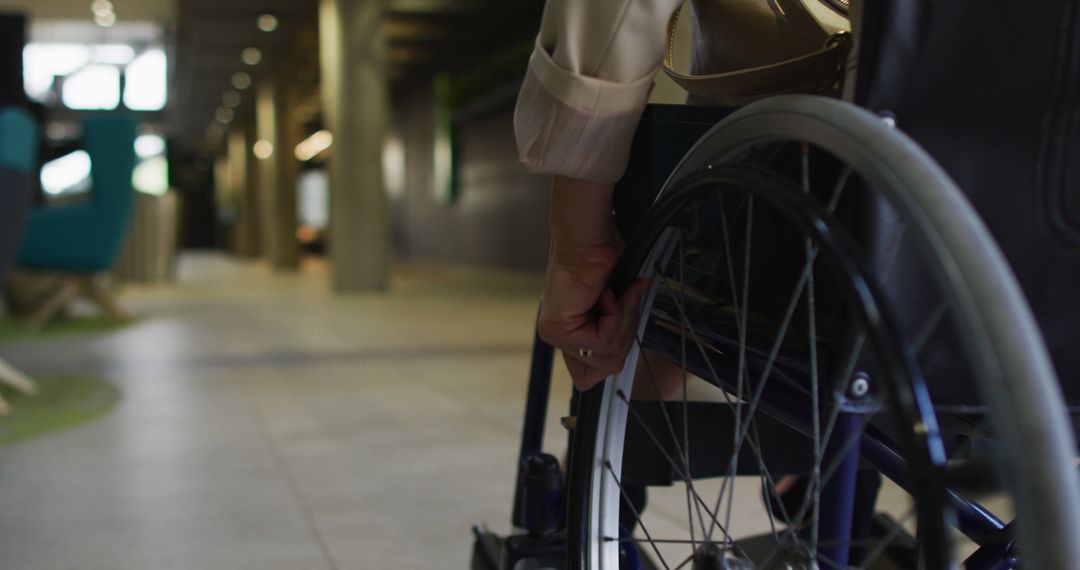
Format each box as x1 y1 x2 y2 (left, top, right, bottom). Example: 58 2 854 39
662 0 853 105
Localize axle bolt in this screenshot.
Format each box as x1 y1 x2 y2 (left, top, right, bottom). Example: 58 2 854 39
849 374 870 398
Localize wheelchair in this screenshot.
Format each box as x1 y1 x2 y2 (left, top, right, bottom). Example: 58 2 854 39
473 13 1080 570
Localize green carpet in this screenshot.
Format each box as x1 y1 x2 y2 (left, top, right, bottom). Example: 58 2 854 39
0 316 133 343
0 376 121 445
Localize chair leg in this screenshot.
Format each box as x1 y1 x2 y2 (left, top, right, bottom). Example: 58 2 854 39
24 280 79 330
0 393 11 416
77 277 136 321
0 358 35 395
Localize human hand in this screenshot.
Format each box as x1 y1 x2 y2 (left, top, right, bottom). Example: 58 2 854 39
538 176 651 392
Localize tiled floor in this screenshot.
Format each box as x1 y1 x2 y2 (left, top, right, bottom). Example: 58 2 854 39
0 254 570 569
0 254 1001 569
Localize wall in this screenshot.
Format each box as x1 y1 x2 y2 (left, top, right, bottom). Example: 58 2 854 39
390 11 693 274
394 81 550 273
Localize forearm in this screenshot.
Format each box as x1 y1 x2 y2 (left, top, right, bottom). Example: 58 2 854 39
549 175 620 282
550 175 616 247
542 176 650 392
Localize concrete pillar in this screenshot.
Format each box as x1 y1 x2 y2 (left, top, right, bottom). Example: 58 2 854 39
245 118 263 257
319 0 391 291
274 75 302 270
227 127 260 257
255 79 300 270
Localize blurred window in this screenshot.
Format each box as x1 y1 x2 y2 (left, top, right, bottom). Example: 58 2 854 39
135 134 166 158
93 44 135 65
133 155 168 195
62 64 121 110
24 22 166 111
24 44 90 100
39 135 170 198
133 134 168 195
124 49 167 111
40 150 92 196
297 170 329 231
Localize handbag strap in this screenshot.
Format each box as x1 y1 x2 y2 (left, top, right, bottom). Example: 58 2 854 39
661 3 852 100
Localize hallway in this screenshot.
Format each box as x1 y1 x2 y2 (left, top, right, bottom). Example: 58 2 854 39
0 254 566 569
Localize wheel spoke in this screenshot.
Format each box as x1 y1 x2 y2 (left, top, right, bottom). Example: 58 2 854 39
634 243 712 548
826 166 853 214
650 267 749 544
604 460 674 570
802 155 824 557
718 193 788 547
656 269 815 547
678 233 709 552
860 507 917 567
605 537 707 545
659 239 822 543
615 387 737 547
633 342 713 550
653 281 745 544
672 551 698 570
912 301 948 354
760 409 876 568
800 142 811 195
720 193 755 540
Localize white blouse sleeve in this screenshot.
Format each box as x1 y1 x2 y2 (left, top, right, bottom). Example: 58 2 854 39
514 0 684 184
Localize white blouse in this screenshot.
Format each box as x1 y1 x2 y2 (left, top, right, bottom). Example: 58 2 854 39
513 0 683 184
513 0 858 184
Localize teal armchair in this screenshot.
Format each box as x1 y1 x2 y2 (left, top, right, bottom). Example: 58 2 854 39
0 106 40 410
0 106 37 282
18 115 137 271
13 115 138 327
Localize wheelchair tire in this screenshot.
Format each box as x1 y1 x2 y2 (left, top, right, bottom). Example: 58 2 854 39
565 95 1080 569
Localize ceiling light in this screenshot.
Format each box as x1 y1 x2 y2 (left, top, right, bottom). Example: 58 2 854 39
222 89 241 108
94 11 116 27
231 71 251 90
257 14 279 32
215 106 234 123
253 140 274 160
241 47 262 66
90 0 113 16
294 130 334 161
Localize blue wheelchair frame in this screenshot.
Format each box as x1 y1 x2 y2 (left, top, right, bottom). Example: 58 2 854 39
484 324 1017 569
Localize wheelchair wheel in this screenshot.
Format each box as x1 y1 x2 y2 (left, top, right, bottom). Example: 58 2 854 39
565 96 1080 569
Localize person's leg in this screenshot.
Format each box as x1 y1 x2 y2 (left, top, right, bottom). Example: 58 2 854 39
630 350 687 401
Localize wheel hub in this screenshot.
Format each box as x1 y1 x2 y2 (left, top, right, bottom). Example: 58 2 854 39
690 543 753 570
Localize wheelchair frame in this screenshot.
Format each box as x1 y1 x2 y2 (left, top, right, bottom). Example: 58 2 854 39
471 96 1080 569
473 325 1014 569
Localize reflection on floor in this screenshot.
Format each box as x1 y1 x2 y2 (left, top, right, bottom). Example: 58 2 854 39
0 253 567 570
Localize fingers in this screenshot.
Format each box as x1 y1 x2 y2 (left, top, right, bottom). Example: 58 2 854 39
621 277 652 313
563 351 611 392
594 288 621 340
562 278 655 392
543 276 655 392
615 276 651 342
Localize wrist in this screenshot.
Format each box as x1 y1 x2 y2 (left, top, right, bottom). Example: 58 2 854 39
549 175 616 248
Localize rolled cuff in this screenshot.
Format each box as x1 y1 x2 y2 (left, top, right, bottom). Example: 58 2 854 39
514 46 653 184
